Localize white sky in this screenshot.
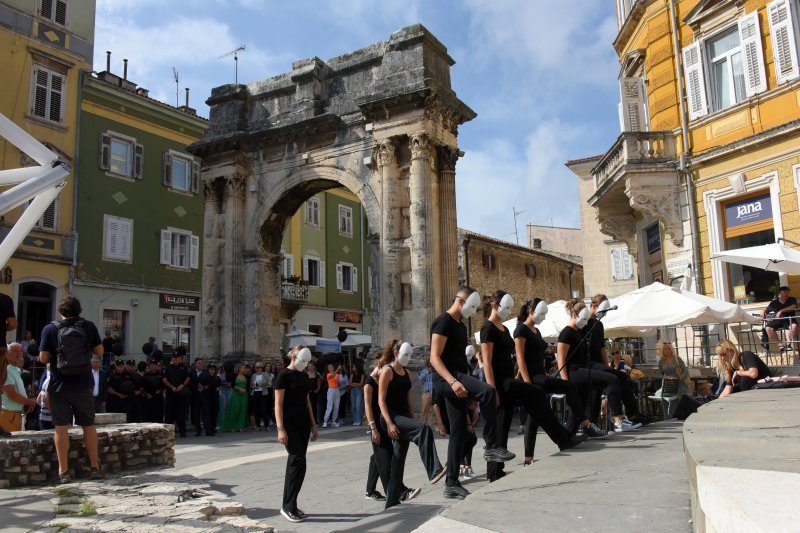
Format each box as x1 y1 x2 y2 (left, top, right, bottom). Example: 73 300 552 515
95 0 621 241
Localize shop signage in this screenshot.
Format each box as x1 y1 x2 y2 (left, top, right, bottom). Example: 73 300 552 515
333 311 361 324
646 225 661 254
159 293 199 311
315 338 342 353
725 194 772 228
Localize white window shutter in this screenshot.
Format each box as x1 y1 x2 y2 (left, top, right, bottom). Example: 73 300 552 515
302 257 309 280
768 0 800 84
160 229 172 265
682 42 709 120
133 143 144 179
162 152 172 186
287 254 294 277
319 260 326 287
620 77 647 131
623 250 633 280
352 267 358 292
190 234 200 269
118 218 132 261
617 102 625 133
191 160 200 192
738 12 767 96
105 217 119 259
336 264 343 290
99 133 110 170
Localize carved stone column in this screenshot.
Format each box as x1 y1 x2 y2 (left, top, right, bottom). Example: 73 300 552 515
223 175 246 358
377 139 401 345
243 249 282 359
438 146 461 308
201 179 223 358
408 132 434 345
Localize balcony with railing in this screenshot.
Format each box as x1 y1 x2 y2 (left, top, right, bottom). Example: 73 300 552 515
281 278 309 303
590 131 677 195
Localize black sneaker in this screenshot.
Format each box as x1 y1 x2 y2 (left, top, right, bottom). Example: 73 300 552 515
365 490 386 501
400 487 421 501
280 508 304 523
0 427 12 437
559 433 588 451
582 422 606 439
430 466 446 484
444 484 470 500
483 446 516 462
294 509 307 519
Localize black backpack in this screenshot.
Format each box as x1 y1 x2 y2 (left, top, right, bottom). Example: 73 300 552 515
53 319 92 376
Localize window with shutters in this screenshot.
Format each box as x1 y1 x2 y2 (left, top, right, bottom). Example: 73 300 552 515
619 77 647 132
305 196 320 228
336 262 357 293
682 12 767 119
30 64 65 124
103 215 133 262
611 247 635 281
99 131 143 179
160 228 199 269
525 263 537 278
25 198 57 231
162 150 199 193
481 252 497 269
282 253 295 278
339 205 353 237
39 0 67 26
768 0 800 85
303 256 324 288
617 0 635 28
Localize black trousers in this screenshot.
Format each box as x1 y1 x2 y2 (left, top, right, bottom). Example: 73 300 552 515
251 391 268 428
568 366 623 418
143 393 164 423
488 378 571 480
209 392 219 430
367 428 393 495
433 372 498 487
439 401 478 466
282 420 311 513
526 374 587 456
191 390 213 434
594 364 639 418
164 392 188 435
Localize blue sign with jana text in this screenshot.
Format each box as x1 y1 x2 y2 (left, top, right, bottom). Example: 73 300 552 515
725 194 772 228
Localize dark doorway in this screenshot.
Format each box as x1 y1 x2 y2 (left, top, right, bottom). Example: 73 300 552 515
17 282 55 343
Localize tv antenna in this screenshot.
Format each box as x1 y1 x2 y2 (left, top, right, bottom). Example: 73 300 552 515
512 206 526 245
219 45 246 84
172 67 179 107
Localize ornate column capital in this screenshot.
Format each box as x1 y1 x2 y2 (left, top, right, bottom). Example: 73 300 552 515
409 132 431 160
225 176 246 199
437 145 463 173
376 139 398 168
203 179 220 202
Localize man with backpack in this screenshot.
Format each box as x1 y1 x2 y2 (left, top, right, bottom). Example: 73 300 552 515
39 295 104 483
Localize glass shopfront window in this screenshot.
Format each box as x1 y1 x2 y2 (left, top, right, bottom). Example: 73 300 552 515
723 193 779 303
102 309 127 351
161 314 193 355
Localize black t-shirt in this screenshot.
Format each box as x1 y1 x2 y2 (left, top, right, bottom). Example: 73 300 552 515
386 366 411 417
365 374 380 418
581 318 606 364
0 293 15 348
479 321 515 382
102 337 114 354
431 312 469 374
274 368 310 421
766 296 797 318
741 351 772 380
163 363 189 388
514 322 547 376
41 317 102 393
558 326 588 368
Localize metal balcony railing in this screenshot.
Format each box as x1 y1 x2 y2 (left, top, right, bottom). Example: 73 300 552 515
281 279 309 303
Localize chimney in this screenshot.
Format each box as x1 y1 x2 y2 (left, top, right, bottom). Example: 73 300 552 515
106 51 111 72
123 59 128 80
184 87 189 108
532 238 542 249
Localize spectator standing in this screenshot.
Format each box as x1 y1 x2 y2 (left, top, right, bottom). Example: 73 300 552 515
322 364 340 428
223 365 248 432
189 357 214 436
90 356 107 413
217 364 233 431
163 349 190 438
349 363 365 426
250 363 269 431
207 364 220 431
38 295 103 482
37 365 53 430
1 343 35 432
0 292 17 437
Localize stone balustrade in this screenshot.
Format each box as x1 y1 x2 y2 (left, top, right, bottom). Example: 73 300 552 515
592 130 677 188
0 423 175 488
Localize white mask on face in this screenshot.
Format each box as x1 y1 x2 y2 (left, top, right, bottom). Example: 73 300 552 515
498 294 514 320
460 291 481 319
576 307 591 329
397 342 413 367
465 344 475 362
294 348 312 371
533 301 548 324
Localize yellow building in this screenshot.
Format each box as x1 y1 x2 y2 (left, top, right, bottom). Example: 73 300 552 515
571 0 800 309
0 1 95 341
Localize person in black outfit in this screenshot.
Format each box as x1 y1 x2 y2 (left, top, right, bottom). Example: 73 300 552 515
207 364 220 431
582 294 641 423
189 357 214 436
761 286 798 349
433 391 478 480
481 291 584 481
364 354 391 502
557 300 641 433
142 359 165 423
716 340 772 397
378 340 445 509
106 360 132 417
430 285 516 500
514 298 605 464
163 348 190 437
274 345 318 523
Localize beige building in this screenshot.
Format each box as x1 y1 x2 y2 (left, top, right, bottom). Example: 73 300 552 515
526 224 583 260
458 229 584 336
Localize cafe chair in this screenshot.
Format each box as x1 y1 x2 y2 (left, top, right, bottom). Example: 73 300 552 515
648 378 680 421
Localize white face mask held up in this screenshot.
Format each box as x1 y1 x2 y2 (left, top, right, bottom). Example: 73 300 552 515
533 300 548 324
576 307 591 329
498 293 514 320
460 291 481 319
294 347 312 371
397 342 413 367
465 344 476 363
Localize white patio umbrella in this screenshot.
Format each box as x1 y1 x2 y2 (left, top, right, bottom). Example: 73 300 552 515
286 329 319 349
473 300 571 345
602 282 759 334
340 329 372 347
711 242 800 274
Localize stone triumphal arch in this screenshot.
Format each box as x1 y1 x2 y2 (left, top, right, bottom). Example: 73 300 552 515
189 25 475 360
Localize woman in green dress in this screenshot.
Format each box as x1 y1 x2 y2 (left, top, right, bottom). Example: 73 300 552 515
224 365 249 431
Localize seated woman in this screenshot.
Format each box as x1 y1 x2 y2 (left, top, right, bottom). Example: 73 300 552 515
653 342 689 417
716 340 772 398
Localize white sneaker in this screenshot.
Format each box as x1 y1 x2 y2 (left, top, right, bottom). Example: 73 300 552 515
614 419 642 432
322 422 328 428
462 466 475 479
332 422 340 428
